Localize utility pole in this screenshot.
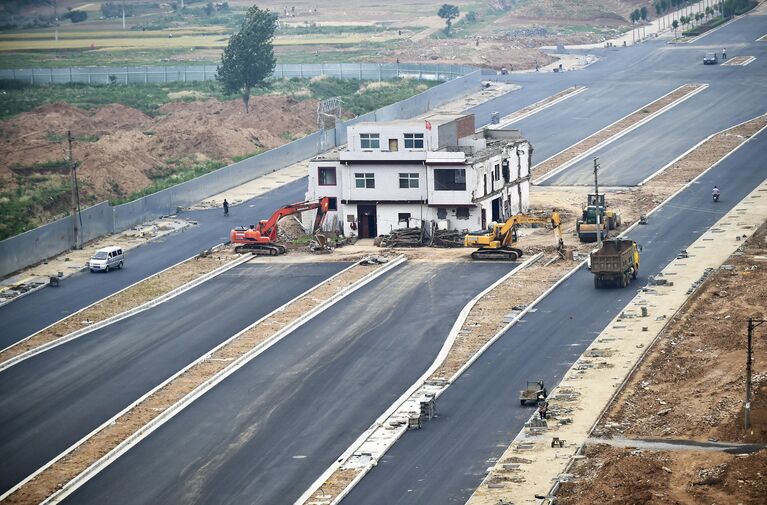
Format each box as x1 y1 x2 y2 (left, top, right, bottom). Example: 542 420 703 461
68 131 81 249
745 318 765 430
593 157 602 250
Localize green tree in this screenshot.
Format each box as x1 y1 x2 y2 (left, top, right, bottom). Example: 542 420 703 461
629 9 639 42
672 18 679 38
640 6 648 38
438 4 460 36
217 5 277 113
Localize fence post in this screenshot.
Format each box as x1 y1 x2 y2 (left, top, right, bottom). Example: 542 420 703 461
69 67 72 83
419 64 423 80
359 64 362 81
164 66 167 82
321 63 324 77
88 69 91 84
31 70 34 85
300 64 303 79
145 66 148 83
339 63 343 79
125 66 128 84
183 65 187 82
378 64 381 81
50 68 53 84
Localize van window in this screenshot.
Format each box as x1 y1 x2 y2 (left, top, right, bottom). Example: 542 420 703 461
117 249 122 255
93 251 108 260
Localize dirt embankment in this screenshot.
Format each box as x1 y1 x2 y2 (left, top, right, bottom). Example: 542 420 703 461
558 444 767 505
0 95 318 203
557 222 767 505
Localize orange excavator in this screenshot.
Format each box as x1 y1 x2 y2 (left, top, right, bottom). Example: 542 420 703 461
230 197 330 255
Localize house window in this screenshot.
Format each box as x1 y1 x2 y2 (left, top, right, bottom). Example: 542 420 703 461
318 167 336 186
398 213 411 226
456 208 470 220
502 159 511 182
354 173 375 188
494 163 500 181
327 197 337 211
437 208 447 219
404 133 424 149
360 133 380 149
399 173 419 189
434 168 466 191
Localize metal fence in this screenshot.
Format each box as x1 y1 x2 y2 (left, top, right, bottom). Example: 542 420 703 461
0 63 476 85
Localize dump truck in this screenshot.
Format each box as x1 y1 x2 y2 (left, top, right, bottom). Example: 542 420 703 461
591 238 640 288
519 380 547 406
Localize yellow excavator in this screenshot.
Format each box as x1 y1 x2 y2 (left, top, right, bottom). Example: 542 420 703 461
464 211 564 261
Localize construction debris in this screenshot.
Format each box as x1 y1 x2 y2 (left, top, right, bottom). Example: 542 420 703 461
378 225 465 248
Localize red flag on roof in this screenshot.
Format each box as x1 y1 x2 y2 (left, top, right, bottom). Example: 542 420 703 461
425 120 432 130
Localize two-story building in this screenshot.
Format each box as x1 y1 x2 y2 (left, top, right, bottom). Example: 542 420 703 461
304 113 532 238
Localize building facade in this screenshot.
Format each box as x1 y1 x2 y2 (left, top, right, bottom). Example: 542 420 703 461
305 113 532 238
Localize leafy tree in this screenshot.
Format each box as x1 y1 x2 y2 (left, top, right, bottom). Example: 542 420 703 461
672 18 679 38
438 4 460 36
465 10 477 23
63 9 87 23
629 9 639 41
217 5 277 113
640 6 648 38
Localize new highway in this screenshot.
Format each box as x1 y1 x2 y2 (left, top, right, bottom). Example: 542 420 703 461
342 11 767 503
0 262 348 495
60 262 511 505
344 124 767 505
1 6 764 505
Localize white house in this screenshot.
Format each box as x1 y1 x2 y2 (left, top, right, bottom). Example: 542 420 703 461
304 113 532 238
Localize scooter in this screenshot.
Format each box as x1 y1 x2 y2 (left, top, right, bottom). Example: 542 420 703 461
712 192 720 202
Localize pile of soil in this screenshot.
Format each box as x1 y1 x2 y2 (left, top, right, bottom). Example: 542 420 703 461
558 444 767 505
0 95 318 204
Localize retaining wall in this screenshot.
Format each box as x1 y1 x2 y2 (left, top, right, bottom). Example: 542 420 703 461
0 71 482 277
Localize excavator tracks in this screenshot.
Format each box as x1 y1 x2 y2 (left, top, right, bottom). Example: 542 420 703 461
234 244 287 256
470 247 523 261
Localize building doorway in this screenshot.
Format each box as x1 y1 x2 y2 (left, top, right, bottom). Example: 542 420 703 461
357 204 378 238
491 197 501 222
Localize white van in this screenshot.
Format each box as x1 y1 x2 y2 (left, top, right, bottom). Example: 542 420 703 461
89 246 124 272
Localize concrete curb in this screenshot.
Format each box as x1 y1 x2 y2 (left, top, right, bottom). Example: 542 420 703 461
532 83 709 185
296 253 544 505
0 220 193 310
39 256 406 505
0 246 246 372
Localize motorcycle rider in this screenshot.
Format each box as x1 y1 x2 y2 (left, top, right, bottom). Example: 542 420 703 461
712 186 720 201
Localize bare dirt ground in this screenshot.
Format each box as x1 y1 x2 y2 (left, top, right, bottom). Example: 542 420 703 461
557 444 767 505
557 223 767 505
0 95 318 204
6 258 382 505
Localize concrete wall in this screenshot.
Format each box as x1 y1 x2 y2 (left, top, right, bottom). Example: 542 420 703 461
0 71 482 277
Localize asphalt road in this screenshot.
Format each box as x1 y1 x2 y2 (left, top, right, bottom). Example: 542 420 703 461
62 262 512 505
0 261 348 495
0 179 307 349
341 108 767 505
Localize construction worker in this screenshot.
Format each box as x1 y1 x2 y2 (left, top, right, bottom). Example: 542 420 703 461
551 208 564 250
223 199 229 216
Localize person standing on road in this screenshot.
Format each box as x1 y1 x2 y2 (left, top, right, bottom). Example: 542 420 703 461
722 48 727 60
223 199 229 216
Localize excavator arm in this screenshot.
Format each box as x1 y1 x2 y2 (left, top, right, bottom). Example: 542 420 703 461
257 197 330 241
